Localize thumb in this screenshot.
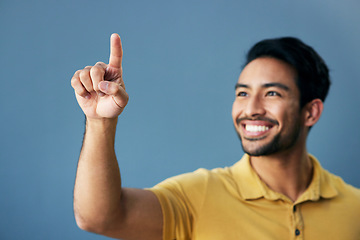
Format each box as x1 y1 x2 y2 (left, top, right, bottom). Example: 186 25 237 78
99 81 129 108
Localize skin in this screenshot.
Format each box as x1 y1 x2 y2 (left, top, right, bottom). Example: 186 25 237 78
232 57 324 201
71 36 324 239
72 34 163 240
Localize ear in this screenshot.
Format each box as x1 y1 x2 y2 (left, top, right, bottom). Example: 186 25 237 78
303 99 324 127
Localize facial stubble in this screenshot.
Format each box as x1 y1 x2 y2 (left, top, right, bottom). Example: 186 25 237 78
235 118 302 157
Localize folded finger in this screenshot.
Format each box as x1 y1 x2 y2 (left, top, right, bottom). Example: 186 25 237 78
79 67 94 93
90 63 106 92
71 72 90 99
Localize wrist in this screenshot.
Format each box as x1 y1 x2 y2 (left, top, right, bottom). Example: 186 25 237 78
85 117 118 133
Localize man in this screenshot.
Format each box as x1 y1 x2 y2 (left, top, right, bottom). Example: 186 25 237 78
71 34 360 240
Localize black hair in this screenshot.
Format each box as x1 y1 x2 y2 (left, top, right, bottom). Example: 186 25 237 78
245 37 330 108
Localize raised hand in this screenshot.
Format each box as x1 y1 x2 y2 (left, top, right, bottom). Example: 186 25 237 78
71 34 129 119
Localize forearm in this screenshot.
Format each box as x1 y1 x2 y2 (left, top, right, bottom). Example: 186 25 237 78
71 34 163 239
74 117 122 231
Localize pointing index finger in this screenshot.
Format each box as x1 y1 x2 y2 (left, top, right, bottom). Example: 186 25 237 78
108 33 123 68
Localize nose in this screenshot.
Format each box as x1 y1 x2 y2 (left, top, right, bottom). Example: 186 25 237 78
244 95 266 117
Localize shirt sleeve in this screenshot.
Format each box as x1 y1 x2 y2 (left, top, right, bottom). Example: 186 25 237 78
148 169 209 240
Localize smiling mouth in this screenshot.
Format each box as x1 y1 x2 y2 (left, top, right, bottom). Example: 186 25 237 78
236 117 278 139
242 123 273 137
238 124 272 142
244 125 270 133
238 118 277 140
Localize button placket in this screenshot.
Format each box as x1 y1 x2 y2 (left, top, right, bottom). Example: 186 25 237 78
292 204 304 239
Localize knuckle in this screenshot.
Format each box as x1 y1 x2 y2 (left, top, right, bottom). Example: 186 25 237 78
71 77 79 87
79 69 89 79
113 83 122 93
95 61 106 66
90 65 104 76
72 70 81 80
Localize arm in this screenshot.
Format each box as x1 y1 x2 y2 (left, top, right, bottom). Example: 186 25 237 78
71 34 163 240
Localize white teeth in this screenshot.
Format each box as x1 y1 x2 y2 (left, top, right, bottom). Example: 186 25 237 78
245 125 269 132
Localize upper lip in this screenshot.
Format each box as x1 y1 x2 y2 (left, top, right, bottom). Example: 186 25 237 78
236 117 279 127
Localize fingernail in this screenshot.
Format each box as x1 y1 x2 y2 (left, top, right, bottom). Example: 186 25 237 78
98 92 105 97
99 81 109 92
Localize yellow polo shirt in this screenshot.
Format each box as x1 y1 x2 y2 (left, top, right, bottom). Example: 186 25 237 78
149 154 360 240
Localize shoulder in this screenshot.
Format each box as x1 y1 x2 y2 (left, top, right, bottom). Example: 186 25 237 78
334 176 360 198
149 165 238 202
153 166 235 192
311 155 360 203
148 165 237 221
324 169 360 205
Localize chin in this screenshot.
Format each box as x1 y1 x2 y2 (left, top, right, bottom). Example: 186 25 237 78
242 147 276 157
240 135 282 156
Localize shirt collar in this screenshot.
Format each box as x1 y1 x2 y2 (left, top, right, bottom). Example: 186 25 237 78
231 154 338 203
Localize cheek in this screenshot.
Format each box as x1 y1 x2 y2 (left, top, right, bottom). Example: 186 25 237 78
232 101 240 121
278 106 300 128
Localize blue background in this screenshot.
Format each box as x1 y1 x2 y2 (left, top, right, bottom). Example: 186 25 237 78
1 0 359 239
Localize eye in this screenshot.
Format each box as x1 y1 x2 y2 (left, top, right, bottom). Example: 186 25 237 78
237 91 248 97
266 91 281 97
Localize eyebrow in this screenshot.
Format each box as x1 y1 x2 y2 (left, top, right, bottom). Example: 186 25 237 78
234 83 248 89
234 82 290 91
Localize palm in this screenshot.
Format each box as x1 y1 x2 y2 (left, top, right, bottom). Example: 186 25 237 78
76 90 121 119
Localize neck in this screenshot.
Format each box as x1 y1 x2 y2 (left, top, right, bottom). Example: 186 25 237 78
249 146 313 202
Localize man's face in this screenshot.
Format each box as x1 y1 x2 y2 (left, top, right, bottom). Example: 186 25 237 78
232 57 305 156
